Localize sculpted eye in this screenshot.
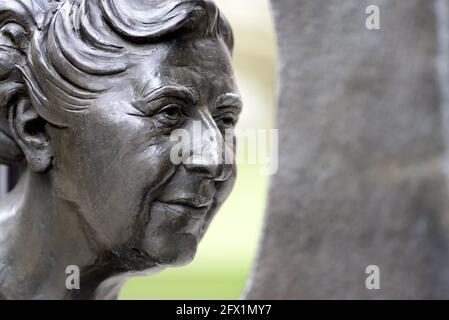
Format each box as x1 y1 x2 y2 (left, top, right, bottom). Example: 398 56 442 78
222 116 236 126
159 104 182 119
215 112 237 129
155 104 185 130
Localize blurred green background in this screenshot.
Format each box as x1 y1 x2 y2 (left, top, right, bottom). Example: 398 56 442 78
118 0 277 300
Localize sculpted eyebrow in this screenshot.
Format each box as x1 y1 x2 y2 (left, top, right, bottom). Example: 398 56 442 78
215 93 243 112
139 85 198 104
131 85 199 115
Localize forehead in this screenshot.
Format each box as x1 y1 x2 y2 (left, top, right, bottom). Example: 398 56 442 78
128 39 237 97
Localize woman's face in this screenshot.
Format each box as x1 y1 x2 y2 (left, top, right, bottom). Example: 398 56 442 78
48 38 241 269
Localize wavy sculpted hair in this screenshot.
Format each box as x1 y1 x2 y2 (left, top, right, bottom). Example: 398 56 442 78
0 0 233 165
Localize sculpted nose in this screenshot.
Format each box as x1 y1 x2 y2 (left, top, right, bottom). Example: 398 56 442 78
183 114 233 181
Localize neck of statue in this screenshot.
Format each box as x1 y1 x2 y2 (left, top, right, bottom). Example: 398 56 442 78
0 169 118 299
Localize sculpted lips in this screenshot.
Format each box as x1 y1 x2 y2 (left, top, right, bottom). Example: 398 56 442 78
154 198 213 219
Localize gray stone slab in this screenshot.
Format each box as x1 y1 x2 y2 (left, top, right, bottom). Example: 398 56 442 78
245 0 449 299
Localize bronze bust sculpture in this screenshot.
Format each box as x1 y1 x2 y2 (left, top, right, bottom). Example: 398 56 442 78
0 0 241 299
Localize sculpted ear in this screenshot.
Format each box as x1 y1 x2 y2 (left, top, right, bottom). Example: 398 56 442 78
0 1 55 171
9 97 53 173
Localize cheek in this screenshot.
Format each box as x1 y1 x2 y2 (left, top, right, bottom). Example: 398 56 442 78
54 108 177 233
88 116 175 202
